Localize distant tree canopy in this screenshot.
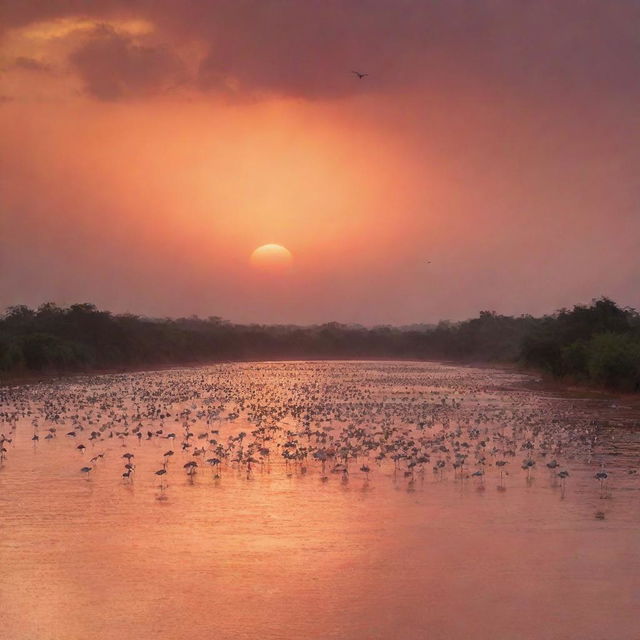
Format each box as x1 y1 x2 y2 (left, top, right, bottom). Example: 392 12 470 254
1 298 639 390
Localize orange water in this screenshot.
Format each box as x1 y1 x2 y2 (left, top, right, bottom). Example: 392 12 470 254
1 362 639 640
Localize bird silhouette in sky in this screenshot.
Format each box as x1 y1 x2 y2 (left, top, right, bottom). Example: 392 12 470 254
351 70 368 79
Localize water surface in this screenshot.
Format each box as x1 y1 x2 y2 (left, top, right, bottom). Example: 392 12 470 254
1 361 639 640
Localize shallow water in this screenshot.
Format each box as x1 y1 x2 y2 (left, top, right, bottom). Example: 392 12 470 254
1 361 639 640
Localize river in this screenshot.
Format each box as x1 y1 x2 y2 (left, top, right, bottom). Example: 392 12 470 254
1 361 639 640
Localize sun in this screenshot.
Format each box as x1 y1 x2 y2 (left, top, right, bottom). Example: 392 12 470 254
249 244 293 270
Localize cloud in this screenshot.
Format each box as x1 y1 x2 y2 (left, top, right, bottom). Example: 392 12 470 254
12 56 52 72
68 25 185 100
141 1 640 100
3 1 640 102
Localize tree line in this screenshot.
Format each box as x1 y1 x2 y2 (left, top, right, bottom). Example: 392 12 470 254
0 298 638 390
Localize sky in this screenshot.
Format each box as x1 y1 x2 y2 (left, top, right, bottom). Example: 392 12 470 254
1 1 639 325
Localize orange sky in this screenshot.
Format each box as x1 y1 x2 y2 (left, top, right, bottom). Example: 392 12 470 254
1 2 639 324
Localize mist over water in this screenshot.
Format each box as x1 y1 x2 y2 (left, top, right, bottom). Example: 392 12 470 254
1 361 639 640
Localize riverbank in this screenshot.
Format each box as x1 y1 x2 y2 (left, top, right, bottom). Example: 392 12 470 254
2 298 638 391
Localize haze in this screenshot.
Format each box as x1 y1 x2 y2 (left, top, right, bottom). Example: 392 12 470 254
1 1 639 325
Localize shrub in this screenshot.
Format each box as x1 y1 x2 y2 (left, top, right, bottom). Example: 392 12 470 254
586 333 640 390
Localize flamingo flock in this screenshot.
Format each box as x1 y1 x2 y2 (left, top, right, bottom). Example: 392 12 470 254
0 362 638 506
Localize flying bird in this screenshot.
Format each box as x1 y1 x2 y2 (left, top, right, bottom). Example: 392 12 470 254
351 70 368 79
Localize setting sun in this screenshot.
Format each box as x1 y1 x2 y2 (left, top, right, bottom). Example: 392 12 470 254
250 244 293 270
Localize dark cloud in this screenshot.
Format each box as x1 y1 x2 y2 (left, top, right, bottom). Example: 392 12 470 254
12 56 51 72
69 25 185 100
4 1 639 101
0 0 126 32
195 1 377 98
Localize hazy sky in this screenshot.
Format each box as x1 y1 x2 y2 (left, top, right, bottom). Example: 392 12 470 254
1 1 639 324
